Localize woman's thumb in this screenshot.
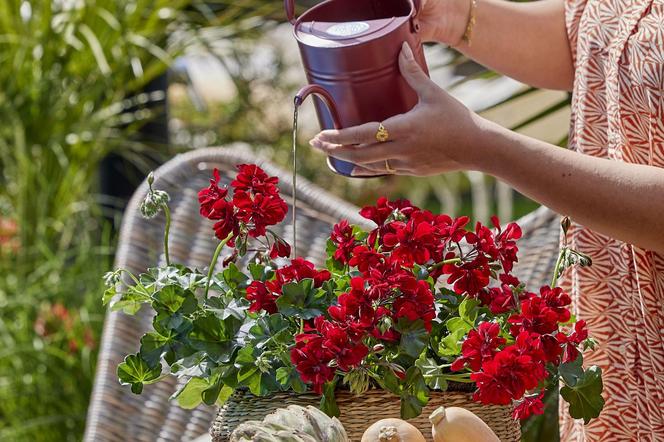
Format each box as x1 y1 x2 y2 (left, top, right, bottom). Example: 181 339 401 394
399 42 432 98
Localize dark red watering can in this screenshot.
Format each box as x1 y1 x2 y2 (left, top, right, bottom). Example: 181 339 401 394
289 0 429 177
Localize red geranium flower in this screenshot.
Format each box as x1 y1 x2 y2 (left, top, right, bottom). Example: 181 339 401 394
508 297 560 336
452 322 506 371
290 334 335 394
444 254 491 297
539 285 572 323
231 164 280 195
198 168 228 218
513 390 546 420
269 237 291 259
246 280 277 314
316 318 368 371
330 220 357 264
557 320 588 363
492 216 522 272
267 258 331 294
471 345 545 405
233 190 288 237
359 197 416 226
208 199 240 245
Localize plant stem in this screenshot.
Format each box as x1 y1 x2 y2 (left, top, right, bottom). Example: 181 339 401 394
299 318 304 334
162 203 171 266
428 257 462 272
550 246 567 288
204 233 233 299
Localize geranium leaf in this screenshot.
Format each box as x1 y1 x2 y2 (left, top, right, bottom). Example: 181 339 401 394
276 366 307 393
102 286 116 306
560 365 604 423
458 297 479 323
153 285 198 314
321 381 340 417
437 329 465 357
173 377 208 409
415 354 448 391
396 319 428 358
222 263 249 290
117 354 161 394
276 279 324 319
140 330 175 366
559 353 584 386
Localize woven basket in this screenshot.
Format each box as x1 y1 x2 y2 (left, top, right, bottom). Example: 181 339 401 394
210 388 521 442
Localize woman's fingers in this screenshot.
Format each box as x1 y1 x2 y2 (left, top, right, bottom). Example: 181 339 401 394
310 139 406 165
351 159 411 177
314 114 409 146
399 42 435 100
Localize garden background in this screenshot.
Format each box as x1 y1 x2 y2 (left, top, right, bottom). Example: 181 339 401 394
0 1 568 441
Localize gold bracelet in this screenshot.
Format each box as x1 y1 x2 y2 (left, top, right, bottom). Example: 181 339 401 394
461 0 478 46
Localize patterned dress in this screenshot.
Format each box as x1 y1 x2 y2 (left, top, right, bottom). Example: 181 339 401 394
559 1 664 441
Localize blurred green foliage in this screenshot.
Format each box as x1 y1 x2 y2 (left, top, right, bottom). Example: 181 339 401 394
0 1 278 440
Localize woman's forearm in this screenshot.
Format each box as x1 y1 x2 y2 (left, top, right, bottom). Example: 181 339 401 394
439 0 574 90
472 118 664 253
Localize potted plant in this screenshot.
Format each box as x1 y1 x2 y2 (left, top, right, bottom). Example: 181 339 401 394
103 165 603 440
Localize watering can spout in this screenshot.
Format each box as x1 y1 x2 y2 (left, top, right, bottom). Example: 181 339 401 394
294 85 342 130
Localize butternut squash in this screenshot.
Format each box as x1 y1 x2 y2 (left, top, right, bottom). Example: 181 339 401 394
361 418 426 442
429 406 499 442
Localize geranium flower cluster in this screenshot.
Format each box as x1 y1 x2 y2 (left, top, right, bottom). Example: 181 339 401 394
198 165 289 252
109 165 603 426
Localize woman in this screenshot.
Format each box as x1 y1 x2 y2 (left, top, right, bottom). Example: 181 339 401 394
310 0 664 441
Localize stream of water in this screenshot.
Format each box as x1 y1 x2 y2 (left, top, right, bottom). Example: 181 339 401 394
291 102 299 258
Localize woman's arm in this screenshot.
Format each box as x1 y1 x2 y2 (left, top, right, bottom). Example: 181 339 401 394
474 121 664 253
310 44 664 253
424 0 574 90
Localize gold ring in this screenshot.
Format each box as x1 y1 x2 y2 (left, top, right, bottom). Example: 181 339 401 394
375 122 389 143
385 159 396 174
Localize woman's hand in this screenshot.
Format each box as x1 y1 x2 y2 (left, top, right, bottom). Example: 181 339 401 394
418 0 471 45
309 42 485 177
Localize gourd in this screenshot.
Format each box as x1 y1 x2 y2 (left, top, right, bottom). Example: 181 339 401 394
361 418 426 442
429 406 500 442
230 405 349 442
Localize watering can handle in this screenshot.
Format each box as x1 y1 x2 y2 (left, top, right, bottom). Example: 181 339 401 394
285 0 422 25
294 85 342 130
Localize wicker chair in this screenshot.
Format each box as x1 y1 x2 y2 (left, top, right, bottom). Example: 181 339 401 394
84 146 561 442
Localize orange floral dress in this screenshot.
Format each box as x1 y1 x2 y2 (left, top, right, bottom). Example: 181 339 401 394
560 1 664 441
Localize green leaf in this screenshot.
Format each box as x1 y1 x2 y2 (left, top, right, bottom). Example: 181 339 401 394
396 319 428 358
206 296 249 321
276 366 307 394
415 355 448 391
445 317 473 335
174 377 208 409
189 313 241 363
235 346 280 396
223 263 250 289
320 381 340 417
275 278 325 319
102 286 116 306
248 314 292 349
110 287 150 315
559 353 584 387
140 330 175 366
399 367 429 419
380 367 402 395
560 366 604 424
437 329 465 357
152 285 197 314
117 354 161 394
248 263 274 282
458 297 479 323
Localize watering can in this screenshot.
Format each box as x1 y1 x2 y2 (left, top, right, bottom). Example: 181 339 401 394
289 0 429 177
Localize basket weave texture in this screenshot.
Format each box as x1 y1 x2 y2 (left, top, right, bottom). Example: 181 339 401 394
211 388 521 442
